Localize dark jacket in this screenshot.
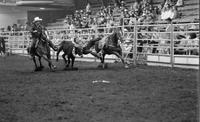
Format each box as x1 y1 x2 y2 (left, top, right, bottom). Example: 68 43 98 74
30 23 45 39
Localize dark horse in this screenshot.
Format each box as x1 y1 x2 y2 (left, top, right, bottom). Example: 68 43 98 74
27 39 56 71
82 30 129 68
56 41 82 70
0 37 6 55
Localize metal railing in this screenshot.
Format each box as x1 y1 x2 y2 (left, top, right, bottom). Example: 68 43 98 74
0 20 199 68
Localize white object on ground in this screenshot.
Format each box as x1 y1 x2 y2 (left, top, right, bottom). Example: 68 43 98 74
92 80 111 83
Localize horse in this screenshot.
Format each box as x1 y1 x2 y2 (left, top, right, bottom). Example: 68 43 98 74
81 30 129 69
0 37 6 56
56 41 82 70
27 38 56 71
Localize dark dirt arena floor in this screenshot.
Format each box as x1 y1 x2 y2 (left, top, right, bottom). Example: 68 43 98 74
0 55 198 122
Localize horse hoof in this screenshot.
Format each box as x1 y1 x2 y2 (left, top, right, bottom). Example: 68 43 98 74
34 68 40 72
52 65 57 69
72 67 78 70
63 67 68 70
102 63 108 69
126 61 131 65
97 64 102 68
50 69 55 72
40 66 44 69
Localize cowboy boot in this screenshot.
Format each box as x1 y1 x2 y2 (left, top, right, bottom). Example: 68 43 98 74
49 41 58 51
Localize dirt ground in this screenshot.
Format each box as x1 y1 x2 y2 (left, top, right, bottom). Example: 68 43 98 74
0 55 198 122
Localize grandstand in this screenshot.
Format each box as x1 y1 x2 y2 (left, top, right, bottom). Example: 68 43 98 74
0 0 199 69
47 0 199 28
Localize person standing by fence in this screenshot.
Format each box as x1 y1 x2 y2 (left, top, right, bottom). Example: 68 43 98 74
0 37 6 55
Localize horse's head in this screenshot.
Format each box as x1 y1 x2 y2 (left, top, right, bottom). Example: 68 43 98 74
75 46 83 56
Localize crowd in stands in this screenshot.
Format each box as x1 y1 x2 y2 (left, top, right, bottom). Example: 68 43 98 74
61 0 199 55
0 23 30 33
63 0 184 29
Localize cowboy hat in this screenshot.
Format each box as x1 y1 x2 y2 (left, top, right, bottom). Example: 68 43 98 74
33 17 42 22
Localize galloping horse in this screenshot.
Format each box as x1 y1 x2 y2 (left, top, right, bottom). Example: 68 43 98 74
27 38 56 71
82 29 129 68
0 37 6 55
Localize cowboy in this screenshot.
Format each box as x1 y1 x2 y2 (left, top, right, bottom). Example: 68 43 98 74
30 17 57 54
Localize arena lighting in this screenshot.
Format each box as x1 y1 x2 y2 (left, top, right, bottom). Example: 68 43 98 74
16 0 54 5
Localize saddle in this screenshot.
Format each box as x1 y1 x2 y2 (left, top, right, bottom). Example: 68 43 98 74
35 38 48 49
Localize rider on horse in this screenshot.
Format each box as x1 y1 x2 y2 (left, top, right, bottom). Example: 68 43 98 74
30 17 58 54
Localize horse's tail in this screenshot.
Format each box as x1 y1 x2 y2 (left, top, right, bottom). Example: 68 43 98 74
56 41 65 61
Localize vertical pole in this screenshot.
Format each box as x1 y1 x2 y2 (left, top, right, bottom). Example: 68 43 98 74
8 32 11 54
133 21 137 66
100 0 104 6
170 21 174 68
122 18 125 37
197 20 200 122
22 32 25 55
121 18 125 61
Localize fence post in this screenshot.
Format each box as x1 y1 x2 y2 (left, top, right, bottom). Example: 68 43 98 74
170 21 174 68
133 21 137 66
122 18 125 37
22 32 25 55
9 32 12 54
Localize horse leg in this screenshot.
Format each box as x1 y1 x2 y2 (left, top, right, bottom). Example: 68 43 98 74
90 51 102 59
97 53 105 68
84 50 102 60
56 46 62 62
101 53 107 69
62 53 68 66
112 51 129 68
32 56 39 71
67 55 70 68
38 56 44 70
62 53 69 68
70 54 75 68
63 55 70 70
42 55 56 71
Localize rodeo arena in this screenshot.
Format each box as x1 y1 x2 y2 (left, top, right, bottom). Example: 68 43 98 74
0 0 200 121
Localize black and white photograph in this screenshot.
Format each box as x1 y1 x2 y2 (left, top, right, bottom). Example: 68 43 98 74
0 0 199 121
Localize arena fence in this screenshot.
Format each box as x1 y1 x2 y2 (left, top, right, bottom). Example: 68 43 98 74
0 21 199 69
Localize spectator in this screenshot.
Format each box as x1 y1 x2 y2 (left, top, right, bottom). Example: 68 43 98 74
86 3 91 15
7 26 11 31
161 0 179 21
